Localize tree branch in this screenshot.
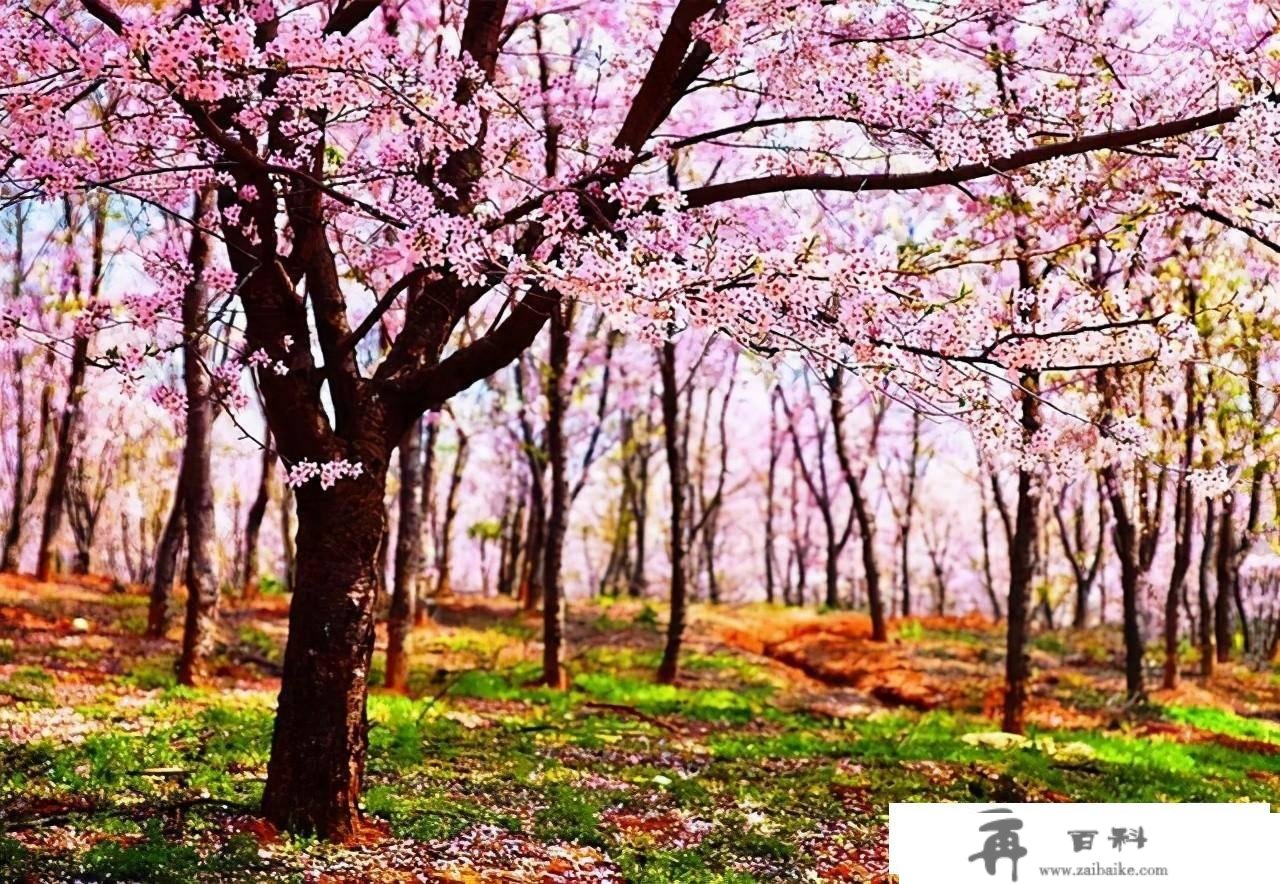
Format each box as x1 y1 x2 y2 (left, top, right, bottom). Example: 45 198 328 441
682 107 1242 207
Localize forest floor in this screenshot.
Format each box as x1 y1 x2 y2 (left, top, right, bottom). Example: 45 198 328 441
1 575 1280 882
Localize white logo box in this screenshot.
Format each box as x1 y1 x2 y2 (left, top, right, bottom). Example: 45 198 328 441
890 802 1277 883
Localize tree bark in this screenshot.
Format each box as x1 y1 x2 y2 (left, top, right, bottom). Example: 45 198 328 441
1002 371 1041 735
242 442 277 600
1198 498 1217 677
261 467 388 840
177 189 220 687
36 200 101 582
979 478 1001 620
280 482 295 592
385 419 424 693
629 423 651 598
1215 496 1235 664
541 302 570 688
828 369 886 640
2 203 30 573
899 411 921 617
414 417 438 624
764 389 781 605
1165 484 1195 689
1104 465 1148 704
1164 290 1200 688
434 428 467 598
657 341 687 684
147 464 186 638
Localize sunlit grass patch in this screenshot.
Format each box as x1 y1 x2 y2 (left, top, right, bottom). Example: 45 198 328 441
1160 704 1280 744
0 667 55 705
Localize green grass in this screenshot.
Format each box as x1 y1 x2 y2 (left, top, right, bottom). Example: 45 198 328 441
1159 704 1280 744
5 602 1280 881
0 667 55 705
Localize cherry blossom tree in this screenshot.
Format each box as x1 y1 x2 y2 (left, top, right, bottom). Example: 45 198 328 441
5 0 1280 840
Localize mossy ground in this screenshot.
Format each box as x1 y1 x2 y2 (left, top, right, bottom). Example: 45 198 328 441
1 574 1278 882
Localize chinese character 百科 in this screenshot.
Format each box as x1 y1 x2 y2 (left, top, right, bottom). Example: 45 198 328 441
1109 827 1148 850
968 809 1028 882
1068 830 1098 852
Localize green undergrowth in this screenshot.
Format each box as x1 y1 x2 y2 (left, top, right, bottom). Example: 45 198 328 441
4 605 1280 881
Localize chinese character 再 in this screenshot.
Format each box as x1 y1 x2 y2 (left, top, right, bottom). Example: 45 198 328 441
968 809 1028 882
1068 830 1098 852
1109 827 1148 850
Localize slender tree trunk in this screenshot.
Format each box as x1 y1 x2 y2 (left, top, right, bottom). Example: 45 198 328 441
2 205 28 572
280 483 295 592
979 480 1002 620
0 349 28 570
498 493 523 597
36 201 100 582
851 487 885 637
764 391 780 604
36 334 90 582
629 436 651 597
1165 480 1195 689
177 190 220 687
414 418 438 624
385 419 424 693
1002 372 1041 735
1199 499 1217 677
541 303 570 688
1165 291 1200 688
1104 466 1147 704
828 370 886 640
435 429 467 598
899 411 921 617
147 467 186 638
242 443 277 600
519 495 545 610
1215 497 1234 664
657 341 687 684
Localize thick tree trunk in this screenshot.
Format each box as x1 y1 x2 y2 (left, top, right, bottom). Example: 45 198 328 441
1002 373 1040 735
177 192 219 687
242 443 277 600
657 341 687 685
385 420 424 693
147 467 186 639
261 469 387 840
541 303 570 688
